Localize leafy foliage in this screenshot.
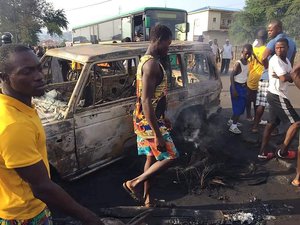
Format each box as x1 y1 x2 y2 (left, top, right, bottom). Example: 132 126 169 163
0 0 68 45
229 0 300 44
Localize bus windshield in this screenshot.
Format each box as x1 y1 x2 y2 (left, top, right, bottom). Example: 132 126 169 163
145 9 188 41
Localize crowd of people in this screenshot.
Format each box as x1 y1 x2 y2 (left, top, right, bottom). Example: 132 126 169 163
227 19 300 183
0 19 300 224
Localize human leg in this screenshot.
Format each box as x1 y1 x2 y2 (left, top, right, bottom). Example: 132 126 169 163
259 92 280 156
143 156 155 205
292 134 300 186
269 96 300 156
229 84 246 134
277 121 300 157
125 158 173 196
259 122 278 156
225 59 230 74
124 133 178 205
221 59 225 73
252 105 265 132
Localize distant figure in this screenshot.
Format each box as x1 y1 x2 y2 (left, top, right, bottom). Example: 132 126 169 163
228 44 253 134
195 35 205 73
211 39 220 63
35 46 44 59
123 24 179 207
258 38 299 160
197 35 204 42
221 39 233 74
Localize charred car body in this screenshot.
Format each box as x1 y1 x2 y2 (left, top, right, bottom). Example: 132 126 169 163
38 41 222 180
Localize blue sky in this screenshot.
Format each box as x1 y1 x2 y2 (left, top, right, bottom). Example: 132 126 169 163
48 0 245 29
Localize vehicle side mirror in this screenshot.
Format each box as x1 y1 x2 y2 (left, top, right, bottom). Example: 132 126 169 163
186 23 190 33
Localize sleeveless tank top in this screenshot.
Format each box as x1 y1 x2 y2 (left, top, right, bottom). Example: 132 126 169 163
234 60 248 84
133 55 168 139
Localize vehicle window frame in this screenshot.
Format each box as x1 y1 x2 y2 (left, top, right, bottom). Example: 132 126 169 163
74 56 139 113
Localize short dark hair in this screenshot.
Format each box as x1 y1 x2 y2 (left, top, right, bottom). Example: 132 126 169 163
256 28 268 41
276 37 289 47
0 44 32 77
270 19 283 30
243 43 253 53
150 24 172 42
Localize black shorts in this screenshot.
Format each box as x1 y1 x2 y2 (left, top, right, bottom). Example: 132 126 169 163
267 92 300 126
246 86 257 103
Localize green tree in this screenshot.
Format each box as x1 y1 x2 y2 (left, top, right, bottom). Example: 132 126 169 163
0 0 68 45
229 0 300 44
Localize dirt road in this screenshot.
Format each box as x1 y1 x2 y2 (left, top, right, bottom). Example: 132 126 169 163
52 73 300 225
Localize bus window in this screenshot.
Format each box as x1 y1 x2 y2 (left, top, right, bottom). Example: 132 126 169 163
145 9 188 41
122 17 131 39
133 14 144 41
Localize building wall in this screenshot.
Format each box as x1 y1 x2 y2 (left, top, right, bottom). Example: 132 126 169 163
207 11 221 30
187 11 209 41
188 9 235 43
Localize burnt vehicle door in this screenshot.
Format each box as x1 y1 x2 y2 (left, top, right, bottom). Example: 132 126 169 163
72 57 138 176
36 56 81 179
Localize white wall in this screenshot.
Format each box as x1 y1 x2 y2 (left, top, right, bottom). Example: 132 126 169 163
187 11 209 41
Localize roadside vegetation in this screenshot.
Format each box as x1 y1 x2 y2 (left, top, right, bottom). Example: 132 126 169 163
0 0 68 45
230 0 300 45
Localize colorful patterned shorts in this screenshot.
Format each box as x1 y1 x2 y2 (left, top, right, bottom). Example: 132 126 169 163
0 208 52 225
137 132 179 161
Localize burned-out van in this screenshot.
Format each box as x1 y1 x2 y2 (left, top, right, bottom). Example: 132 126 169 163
38 41 222 180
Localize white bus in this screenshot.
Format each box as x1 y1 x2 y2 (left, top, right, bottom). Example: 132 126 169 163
72 7 189 44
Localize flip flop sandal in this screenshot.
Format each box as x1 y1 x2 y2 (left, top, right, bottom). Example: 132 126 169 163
258 152 275 161
122 182 141 203
277 150 297 160
291 179 300 187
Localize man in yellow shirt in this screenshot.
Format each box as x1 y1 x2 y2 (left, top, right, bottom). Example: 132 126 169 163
0 44 104 225
246 28 268 122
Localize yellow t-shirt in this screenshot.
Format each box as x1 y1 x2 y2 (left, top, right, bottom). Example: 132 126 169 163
247 45 266 90
0 94 50 220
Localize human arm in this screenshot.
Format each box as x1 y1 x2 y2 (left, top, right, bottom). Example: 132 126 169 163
16 162 104 225
141 59 166 149
230 62 241 98
270 57 293 83
262 48 272 69
291 61 300 89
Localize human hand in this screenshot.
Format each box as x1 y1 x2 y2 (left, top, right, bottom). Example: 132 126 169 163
155 135 167 152
164 118 172 130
